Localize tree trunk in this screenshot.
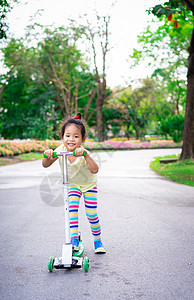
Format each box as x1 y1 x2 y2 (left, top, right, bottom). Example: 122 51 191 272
135 127 139 140
96 96 104 142
87 14 110 142
180 28 194 160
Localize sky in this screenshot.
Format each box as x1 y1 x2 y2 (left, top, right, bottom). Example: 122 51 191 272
5 0 159 88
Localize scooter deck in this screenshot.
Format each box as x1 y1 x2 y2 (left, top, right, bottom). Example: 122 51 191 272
53 256 83 269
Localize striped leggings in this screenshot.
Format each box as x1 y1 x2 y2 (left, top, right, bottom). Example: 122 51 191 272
68 185 101 242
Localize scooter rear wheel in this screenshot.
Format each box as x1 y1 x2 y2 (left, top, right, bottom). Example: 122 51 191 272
48 256 55 272
73 241 84 257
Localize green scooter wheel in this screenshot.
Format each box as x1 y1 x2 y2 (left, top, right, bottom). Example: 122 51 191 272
83 256 89 272
48 257 55 272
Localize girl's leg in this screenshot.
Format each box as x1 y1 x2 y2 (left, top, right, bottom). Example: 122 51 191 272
68 185 82 242
83 186 101 242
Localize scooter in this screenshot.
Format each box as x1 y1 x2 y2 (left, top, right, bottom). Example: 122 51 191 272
43 150 89 272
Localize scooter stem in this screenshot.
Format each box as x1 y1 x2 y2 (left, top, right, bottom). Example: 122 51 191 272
62 154 71 244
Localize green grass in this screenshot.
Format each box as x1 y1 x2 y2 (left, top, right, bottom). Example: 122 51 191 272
0 152 43 165
150 154 194 187
17 152 43 160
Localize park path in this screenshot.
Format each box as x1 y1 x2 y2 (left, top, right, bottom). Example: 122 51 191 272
0 148 194 300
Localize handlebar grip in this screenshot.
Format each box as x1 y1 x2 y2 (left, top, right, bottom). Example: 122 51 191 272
73 150 87 157
43 152 57 158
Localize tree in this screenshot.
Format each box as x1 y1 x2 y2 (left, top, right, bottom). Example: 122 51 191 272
158 114 185 141
103 97 128 139
0 37 60 139
150 0 194 159
0 26 99 139
84 14 112 141
0 71 57 139
106 79 165 140
37 26 93 118
0 0 18 39
131 9 191 114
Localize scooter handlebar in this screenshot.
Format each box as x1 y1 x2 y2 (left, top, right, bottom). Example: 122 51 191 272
43 150 87 158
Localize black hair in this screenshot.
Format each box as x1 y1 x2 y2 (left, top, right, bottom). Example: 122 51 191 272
60 113 86 140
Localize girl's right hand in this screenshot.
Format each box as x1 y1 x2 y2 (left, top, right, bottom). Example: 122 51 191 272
44 149 53 159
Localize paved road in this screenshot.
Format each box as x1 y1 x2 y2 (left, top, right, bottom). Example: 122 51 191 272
0 149 194 300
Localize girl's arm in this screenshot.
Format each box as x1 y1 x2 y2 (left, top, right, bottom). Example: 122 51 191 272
84 152 99 174
74 148 99 174
42 149 58 168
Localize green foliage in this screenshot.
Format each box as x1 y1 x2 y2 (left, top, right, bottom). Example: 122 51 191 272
0 25 99 139
146 1 192 104
106 78 171 139
130 7 192 113
169 114 184 142
1 3 190 141
30 25 98 119
158 114 184 142
37 26 90 107
0 70 58 139
149 1 189 20
103 98 124 138
158 119 170 139
0 0 18 39
127 1 191 140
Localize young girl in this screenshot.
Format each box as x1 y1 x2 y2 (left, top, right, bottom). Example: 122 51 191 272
42 113 106 254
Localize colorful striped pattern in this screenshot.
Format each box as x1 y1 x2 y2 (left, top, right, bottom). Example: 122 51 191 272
68 185 101 242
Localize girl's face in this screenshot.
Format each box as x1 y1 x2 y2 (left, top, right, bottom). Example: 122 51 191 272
62 124 83 152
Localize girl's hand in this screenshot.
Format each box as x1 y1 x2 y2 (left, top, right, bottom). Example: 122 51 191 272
74 147 98 173
42 149 57 168
44 149 53 159
74 147 87 157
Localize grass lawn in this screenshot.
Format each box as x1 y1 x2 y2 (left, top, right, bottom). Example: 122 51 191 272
150 154 194 187
0 152 43 165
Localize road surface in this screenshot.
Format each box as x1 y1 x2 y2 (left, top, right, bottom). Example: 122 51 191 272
0 148 193 299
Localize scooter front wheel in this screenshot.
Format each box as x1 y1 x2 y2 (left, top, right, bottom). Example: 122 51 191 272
83 256 89 272
48 256 55 272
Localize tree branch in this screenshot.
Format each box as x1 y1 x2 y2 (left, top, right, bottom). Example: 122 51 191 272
86 108 97 123
47 53 69 115
183 0 194 13
84 86 97 119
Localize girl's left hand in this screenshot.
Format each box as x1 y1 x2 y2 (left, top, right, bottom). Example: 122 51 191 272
74 147 87 157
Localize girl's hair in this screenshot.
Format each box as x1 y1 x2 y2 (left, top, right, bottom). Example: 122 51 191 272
60 113 86 140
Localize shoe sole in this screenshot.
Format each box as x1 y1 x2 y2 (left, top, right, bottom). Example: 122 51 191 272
73 246 79 252
95 247 106 254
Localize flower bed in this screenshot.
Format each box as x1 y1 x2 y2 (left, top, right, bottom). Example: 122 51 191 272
0 139 182 157
0 140 61 156
84 140 182 151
